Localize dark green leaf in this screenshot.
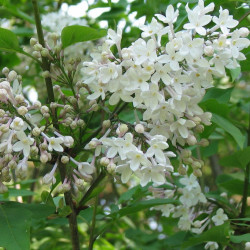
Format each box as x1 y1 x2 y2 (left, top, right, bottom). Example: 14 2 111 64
201 87 233 104
182 222 230 247
0 202 31 250
212 113 245 149
41 191 55 208
230 67 241 82
61 25 107 49
220 147 250 169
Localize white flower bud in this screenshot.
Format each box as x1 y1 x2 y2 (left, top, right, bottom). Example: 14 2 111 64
135 124 144 133
4 153 13 162
70 121 77 129
178 165 187 175
75 179 84 191
88 140 98 149
204 46 214 56
40 154 49 163
61 156 69 164
239 27 249 37
43 113 50 118
32 127 41 136
119 124 128 135
63 136 74 147
187 135 197 146
181 149 191 159
195 124 204 133
0 124 9 133
8 70 17 81
102 120 111 128
77 119 85 127
89 100 96 106
107 163 116 174
193 220 202 228
0 109 5 117
2 67 9 75
192 161 201 169
43 173 56 185
42 71 50 78
32 51 40 58
40 142 48 151
30 146 39 156
41 105 49 114
30 38 37 46
100 157 110 166
41 48 49 57
15 94 24 103
64 117 73 126
17 106 28 116
33 101 41 109
33 43 43 51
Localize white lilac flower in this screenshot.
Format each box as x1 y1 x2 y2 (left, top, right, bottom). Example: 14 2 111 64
10 117 24 131
204 241 219 250
116 162 133 183
126 150 152 171
47 137 64 152
212 208 228 226
12 131 34 157
155 5 179 24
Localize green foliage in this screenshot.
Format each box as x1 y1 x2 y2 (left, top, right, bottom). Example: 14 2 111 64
0 27 21 53
61 25 107 48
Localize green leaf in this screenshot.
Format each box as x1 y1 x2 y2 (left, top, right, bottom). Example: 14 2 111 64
0 27 20 53
212 113 245 149
0 202 31 250
61 25 107 49
230 67 241 82
230 234 250 243
116 198 178 217
7 188 36 197
220 147 250 169
216 173 250 195
201 87 233 104
182 222 230 247
41 191 55 208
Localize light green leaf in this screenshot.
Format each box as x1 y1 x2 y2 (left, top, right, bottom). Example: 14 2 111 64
61 25 107 49
41 191 55 208
0 27 20 53
0 202 31 250
212 113 245 149
230 234 250 243
230 67 241 82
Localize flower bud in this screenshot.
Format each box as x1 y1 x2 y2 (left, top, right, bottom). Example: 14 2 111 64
192 161 201 169
15 94 24 103
61 156 69 164
40 154 49 164
30 38 37 46
41 105 49 114
135 124 144 133
33 101 41 109
33 43 43 51
89 100 96 106
102 120 111 128
4 153 13 162
0 109 5 117
11 117 24 131
43 113 50 118
100 157 110 167
107 163 116 174
245 242 250 250
8 160 17 169
2 67 9 75
70 121 77 129
32 127 41 136
30 146 39 156
68 96 77 105
204 46 214 56
187 135 197 146
41 48 49 57
75 179 84 191
193 169 202 177
0 124 9 133
195 124 204 133
193 220 202 228
181 149 192 159
42 71 50 78
239 27 249 37
0 182 8 194
40 142 48 151
63 136 74 147
199 138 209 147
17 106 28 116
32 51 41 58
8 70 17 81
77 119 85 127
91 104 99 111
118 124 128 136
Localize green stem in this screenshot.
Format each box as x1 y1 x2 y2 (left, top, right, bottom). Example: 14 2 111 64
89 196 98 250
31 1 80 249
240 110 250 218
78 171 106 209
